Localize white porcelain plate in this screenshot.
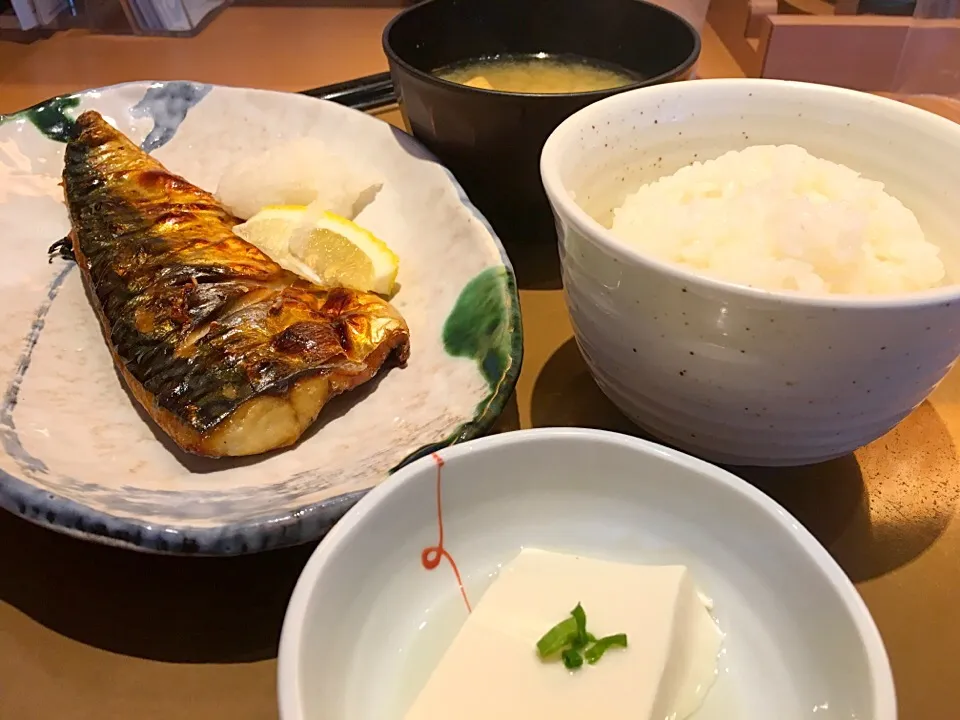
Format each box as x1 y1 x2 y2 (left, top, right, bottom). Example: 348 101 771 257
0 82 522 555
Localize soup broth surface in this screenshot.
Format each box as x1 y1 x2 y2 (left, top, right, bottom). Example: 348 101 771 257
436 53 637 94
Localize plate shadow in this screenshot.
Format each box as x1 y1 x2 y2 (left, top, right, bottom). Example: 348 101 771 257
490 388 522 434
0 509 313 662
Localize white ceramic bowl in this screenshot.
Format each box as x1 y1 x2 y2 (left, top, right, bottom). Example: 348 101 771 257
277 428 895 720
541 78 960 466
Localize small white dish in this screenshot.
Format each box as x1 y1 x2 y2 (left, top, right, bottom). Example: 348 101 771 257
277 427 896 720
540 78 960 466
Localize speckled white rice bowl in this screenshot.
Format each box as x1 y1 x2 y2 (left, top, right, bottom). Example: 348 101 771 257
541 78 960 465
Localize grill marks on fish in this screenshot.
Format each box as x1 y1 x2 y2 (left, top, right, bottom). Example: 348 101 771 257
61 110 410 457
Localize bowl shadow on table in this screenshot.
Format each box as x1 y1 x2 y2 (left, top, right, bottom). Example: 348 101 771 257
531 338 960 583
504 226 563 291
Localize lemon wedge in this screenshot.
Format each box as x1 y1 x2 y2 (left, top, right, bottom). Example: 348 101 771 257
233 204 399 296
289 208 400 296
232 205 318 279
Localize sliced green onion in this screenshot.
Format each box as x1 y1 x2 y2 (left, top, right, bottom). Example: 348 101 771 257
536 603 627 670
536 616 578 658
571 603 589 648
584 633 629 664
573 631 598 649
562 647 583 670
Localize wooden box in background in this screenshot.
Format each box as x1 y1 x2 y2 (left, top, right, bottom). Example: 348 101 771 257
709 0 960 94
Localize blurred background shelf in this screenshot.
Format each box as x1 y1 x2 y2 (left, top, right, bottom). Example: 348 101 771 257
1 0 955 104
0 0 418 40
0 5 428 113
0 4 740 116
0 0 235 37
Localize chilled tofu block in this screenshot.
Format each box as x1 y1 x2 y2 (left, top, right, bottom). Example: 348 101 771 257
404 548 721 720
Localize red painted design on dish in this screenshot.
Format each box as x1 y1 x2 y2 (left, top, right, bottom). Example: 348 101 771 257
421 452 472 613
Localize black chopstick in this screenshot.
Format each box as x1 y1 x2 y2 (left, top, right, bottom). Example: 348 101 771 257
300 72 398 112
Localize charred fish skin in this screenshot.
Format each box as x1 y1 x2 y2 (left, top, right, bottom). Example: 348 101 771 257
62 110 410 458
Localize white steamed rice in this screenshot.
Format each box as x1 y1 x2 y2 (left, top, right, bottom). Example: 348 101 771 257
609 144 946 295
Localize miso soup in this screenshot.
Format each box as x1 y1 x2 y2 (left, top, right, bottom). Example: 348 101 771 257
435 53 637 94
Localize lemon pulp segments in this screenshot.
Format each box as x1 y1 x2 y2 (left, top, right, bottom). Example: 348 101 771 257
232 206 399 295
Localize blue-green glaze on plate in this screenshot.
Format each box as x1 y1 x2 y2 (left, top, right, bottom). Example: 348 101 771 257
392 266 523 470
24 95 81 142
0 81 522 555
444 266 521 392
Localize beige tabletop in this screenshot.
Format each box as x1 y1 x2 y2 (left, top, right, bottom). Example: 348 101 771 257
1 7 959 720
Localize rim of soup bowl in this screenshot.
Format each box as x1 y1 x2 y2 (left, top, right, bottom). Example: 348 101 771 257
276 427 897 720
541 77 960 310
381 0 702 101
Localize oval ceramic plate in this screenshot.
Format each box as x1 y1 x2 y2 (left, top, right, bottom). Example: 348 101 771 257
0 81 522 555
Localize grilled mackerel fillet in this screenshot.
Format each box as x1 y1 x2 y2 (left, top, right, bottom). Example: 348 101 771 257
62 110 410 458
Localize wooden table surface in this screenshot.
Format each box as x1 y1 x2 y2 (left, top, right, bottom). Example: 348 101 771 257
1 7 960 720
